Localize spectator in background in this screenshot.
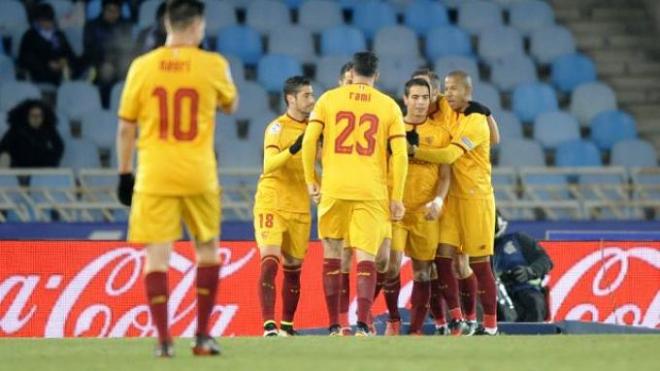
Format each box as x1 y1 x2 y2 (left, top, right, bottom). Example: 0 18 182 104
84 0 133 106
0 99 64 168
134 2 167 56
18 3 81 86
492 210 554 322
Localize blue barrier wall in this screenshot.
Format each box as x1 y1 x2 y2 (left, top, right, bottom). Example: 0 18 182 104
1 221 659 241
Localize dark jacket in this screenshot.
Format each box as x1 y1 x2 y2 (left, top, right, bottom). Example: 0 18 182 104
0 102 64 168
18 28 80 85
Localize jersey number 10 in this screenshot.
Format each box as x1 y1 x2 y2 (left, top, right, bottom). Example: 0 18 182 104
334 111 379 156
153 87 199 141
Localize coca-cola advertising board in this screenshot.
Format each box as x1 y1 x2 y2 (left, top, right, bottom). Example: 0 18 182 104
1 241 658 337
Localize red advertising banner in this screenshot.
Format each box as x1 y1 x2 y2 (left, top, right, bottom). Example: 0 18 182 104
542 241 659 328
0 241 658 337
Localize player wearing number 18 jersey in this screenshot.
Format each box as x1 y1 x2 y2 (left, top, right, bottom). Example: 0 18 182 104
302 52 408 336
116 0 237 357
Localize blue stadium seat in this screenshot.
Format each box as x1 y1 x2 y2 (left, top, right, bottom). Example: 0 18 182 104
589 110 637 151
216 25 263 65
315 55 350 89
611 139 658 167
492 110 523 139
425 25 472 61
555 140 602 167
512 82 558 123
458 0 503 35
61 139 102 170
234 81 271 121
257 54 303 93
283 0 303 9
570 82 617 127
352 0 397 40
472 82 501 111
299 0 343 33
433 56 479 83
320 25 366 57
81 109 116 150
63 27 84 56
0 54 15 81
478 26 524 65
509 0 554 36
338 0 361 11
498 139 545 167
533 111 580 150
0 0 28 37
551 53 597 93
0 81 41 112
373 26 420 58
226 56 246 85
268 26 315 64
530 25 576 65
246 0 291 34
404 0 449 35
109 80 124 113
491 54 537 92
205 0 237 36
57 81 102 123
137 0 162 30
378 57 426 94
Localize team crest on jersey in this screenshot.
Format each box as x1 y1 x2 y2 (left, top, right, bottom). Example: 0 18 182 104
461 136 475 150
269 122 282 134
504 241 517 255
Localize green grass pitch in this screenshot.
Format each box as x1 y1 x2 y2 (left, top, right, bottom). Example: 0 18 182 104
1 335 658 371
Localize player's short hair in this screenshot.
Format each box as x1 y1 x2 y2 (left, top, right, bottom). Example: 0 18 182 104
351 52 378 78
283 76 311 106
446 70 473 89
339 62 353 77
404 78 432 97
411 68 439 83
166 0 205 30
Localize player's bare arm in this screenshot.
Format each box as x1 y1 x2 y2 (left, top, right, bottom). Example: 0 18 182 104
116 119 137 206
425 164 450 220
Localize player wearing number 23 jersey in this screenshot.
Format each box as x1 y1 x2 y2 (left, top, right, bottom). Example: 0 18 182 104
118 46 237 243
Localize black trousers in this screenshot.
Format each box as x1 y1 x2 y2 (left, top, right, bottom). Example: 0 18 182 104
511 289 547 322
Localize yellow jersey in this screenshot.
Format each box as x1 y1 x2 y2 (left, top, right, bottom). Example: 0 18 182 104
448 104 493 199
255 114 309 213
309 83 406 201
395 119 451 212
118 46 237 195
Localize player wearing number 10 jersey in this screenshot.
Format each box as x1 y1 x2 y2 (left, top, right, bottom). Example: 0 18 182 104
302 52 408 336
116 0 237 358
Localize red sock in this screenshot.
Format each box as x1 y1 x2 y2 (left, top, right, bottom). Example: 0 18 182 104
259 255 279 324
383 274 401 321
434 257 462 320
458 273 478 322
323 258 341 326
409 280 431 333
339 272 350 327
471 261 498 329
374 271 385 299
356 261 377 325
429 279 447 326
282 264 301 324
196 264 220 336
145 271 169 343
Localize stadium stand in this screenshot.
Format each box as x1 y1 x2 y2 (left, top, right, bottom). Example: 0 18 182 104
0 0 657 223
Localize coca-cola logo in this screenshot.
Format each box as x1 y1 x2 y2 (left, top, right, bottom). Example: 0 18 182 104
0 243 255 337
547 244 660 329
